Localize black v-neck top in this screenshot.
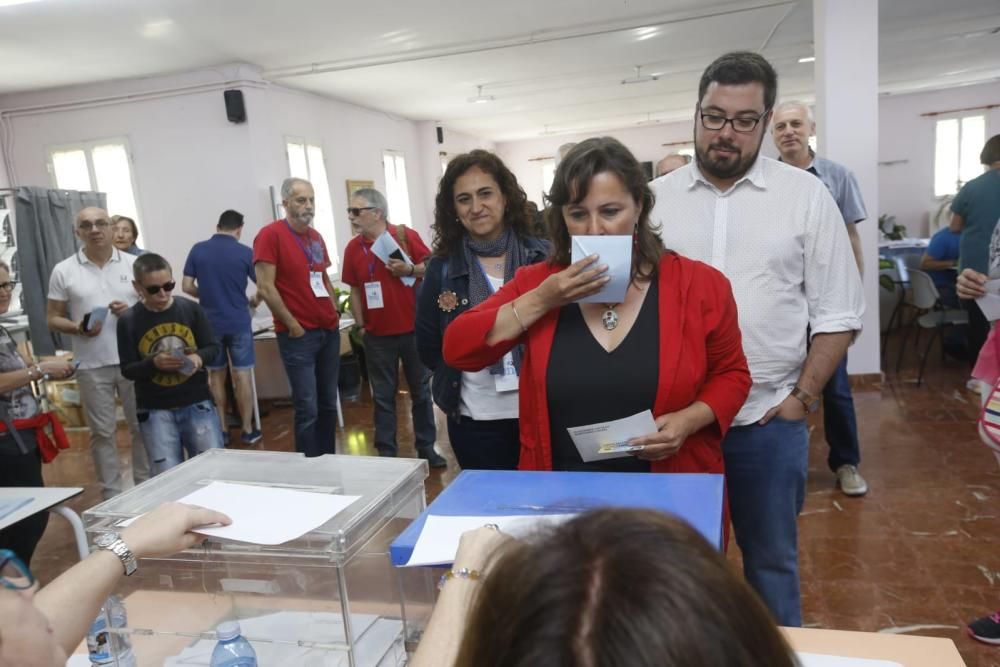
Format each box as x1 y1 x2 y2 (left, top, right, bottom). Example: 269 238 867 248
546 281 659 472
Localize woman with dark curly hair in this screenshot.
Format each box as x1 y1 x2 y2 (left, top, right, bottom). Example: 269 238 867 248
415 150 549 470
443 137 750 482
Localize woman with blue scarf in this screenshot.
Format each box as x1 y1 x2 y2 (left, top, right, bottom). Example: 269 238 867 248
416 150 549 470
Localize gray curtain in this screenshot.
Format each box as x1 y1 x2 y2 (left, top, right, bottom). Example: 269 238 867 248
15 186 106 355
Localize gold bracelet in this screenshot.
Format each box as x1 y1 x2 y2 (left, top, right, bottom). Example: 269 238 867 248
510 300 528 333
438 567 482 590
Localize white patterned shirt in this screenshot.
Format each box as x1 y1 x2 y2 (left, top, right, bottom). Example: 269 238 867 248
651 157 864 426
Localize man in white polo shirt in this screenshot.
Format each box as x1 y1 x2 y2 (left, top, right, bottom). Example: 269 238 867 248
46 207 150 499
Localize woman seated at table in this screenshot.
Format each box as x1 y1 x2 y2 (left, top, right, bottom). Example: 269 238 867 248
411 509 795 667
442 137 750 476
416 150 549 471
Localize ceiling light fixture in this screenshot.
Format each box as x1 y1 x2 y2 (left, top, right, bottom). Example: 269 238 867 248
798 56 816 63
621 65 659 85
467 85 495 104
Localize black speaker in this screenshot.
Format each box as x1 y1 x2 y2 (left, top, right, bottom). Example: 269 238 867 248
436 126 444 144
224 89 246 124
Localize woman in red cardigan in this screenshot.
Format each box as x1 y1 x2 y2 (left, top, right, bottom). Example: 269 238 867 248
443 137 750 479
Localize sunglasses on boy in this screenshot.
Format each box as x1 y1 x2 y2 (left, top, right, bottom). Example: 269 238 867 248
142 281 176 295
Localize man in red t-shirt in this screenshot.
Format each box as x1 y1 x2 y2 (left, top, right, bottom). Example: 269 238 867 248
254 177 340 457
342 188 444 467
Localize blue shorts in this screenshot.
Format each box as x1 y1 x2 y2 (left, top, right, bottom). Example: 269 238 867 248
207 331 255 370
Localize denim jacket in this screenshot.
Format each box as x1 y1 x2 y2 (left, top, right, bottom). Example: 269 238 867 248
415 236 550 417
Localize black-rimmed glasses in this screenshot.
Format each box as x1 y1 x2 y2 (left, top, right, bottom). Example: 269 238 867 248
347 206 376 217
699 111 769 133
0 549 35 590
142 281 176 295
0 281 16 291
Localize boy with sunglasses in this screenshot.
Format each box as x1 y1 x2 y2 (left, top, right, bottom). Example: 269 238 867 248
116 254 224 475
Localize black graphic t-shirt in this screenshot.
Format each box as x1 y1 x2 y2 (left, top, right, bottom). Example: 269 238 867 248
116 297 220 410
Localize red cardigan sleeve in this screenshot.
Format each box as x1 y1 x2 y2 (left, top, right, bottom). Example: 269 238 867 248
693 265 751 437
442 264 548 371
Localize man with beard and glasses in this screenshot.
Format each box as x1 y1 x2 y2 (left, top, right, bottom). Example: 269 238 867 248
651 52 864 627
253 178 341 457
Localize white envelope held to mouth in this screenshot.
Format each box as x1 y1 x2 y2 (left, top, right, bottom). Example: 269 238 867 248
570 235 632 304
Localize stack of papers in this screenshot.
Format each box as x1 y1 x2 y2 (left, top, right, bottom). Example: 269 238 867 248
403 513 574 566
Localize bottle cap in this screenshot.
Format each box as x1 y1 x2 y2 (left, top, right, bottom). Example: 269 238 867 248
216 621 241 641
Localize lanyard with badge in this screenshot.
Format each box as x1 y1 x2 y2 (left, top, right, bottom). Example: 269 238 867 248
360 243 384 310
475 258 518 392
285 221 329 298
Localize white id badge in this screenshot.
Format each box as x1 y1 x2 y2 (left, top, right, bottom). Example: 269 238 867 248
310 271 329 297
364 281 385 309
494 353 519 392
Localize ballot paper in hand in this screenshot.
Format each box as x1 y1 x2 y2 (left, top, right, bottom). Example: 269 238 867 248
403 514 574 566
570 235 632 303
171 481 361 545
371 230 416 287
976 278 1000 321
567 410 658 462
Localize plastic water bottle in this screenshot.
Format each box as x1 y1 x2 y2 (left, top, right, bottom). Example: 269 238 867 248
87 595 137 667
210 621 258 667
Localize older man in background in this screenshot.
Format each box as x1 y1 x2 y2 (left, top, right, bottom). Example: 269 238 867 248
46 207 150 499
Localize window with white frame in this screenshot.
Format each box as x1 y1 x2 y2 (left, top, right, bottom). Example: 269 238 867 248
49 139 141 235
540 159 556 203
934 115 986 197
285 139 338 272
382 150 412 227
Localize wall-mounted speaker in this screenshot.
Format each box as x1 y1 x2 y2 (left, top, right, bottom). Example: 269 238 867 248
436 126 444 144
224 89 247 124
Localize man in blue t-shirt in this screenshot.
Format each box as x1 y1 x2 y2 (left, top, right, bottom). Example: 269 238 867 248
920 227 961 308
182 210 261 445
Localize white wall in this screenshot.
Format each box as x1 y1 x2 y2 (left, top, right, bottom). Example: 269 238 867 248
415 120 495 233
0 66 491 278
879 81 1000 238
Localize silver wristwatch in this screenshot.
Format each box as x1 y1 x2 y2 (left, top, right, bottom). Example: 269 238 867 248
95 532 138 576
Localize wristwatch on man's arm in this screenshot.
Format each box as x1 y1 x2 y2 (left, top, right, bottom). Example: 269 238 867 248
95 532 138 576
790 386 820 413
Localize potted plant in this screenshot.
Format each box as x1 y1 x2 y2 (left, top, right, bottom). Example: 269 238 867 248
878 214 907 241
333 286 365 401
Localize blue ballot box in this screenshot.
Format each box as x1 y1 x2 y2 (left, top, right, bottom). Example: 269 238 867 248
390 470 724 566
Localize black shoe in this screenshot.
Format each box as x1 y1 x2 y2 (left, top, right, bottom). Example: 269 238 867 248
375 445 397 458
418 447 447 468
968 611 1000 645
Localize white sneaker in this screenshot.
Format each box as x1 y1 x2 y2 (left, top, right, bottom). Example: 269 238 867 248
836 465 868 496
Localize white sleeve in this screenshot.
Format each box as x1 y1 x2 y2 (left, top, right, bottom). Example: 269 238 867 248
803 185 865 338
47 264 68 301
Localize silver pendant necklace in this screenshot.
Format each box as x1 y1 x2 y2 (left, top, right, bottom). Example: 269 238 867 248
601 304 619 331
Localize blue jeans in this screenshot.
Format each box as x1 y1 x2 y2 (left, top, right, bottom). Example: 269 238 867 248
822 355 860 471
723 416 809 627
277 329 340 457
207 330 256 370
139 400 224 475
364 332 435 454
447 416 520 470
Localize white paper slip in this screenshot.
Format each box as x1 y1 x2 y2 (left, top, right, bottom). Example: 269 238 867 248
570 235 632 304
795 653 902 667
164 481 360 545
403 514 574 567
567 410 658 462
371 230 416 287
976 278 1000 321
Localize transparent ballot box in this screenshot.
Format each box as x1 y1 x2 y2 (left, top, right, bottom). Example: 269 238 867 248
82 449 435 667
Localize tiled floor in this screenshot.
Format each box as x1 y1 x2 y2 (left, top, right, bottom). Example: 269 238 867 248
23 341 1000 666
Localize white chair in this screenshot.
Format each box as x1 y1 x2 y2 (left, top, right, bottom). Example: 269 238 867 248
894 269 968 385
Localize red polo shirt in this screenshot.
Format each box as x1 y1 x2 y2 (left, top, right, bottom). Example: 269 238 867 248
253 220 339 333
341 226 430 336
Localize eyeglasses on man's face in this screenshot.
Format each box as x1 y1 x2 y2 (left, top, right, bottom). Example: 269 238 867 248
0 549 35 590
347 206 376 217
699 110 769 134
0 281 17 291
142 280 176 296
77 220 111 231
